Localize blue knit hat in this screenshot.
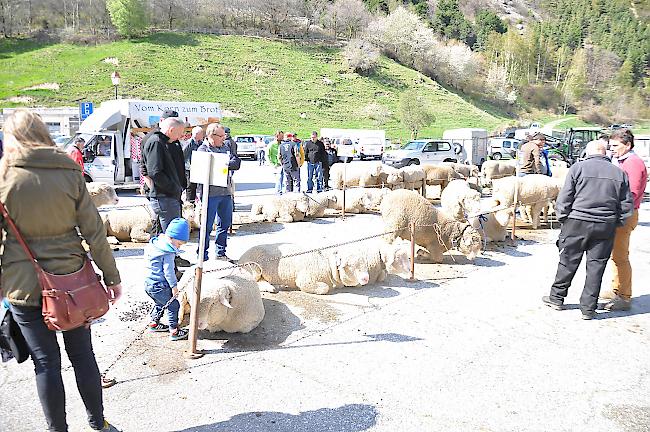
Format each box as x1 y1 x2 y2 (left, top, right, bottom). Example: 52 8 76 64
166 218 190 241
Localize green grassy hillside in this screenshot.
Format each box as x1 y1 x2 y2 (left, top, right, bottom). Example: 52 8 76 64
0 33 510 141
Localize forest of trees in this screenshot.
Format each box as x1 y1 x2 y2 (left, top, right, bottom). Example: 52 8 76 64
0 0 648 122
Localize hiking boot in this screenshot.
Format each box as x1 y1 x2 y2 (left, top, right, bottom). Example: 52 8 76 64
603 295 631 311
175 256 191 268
581 311 596 320
96 420 121 431
542 296 564 311
170 328 189 341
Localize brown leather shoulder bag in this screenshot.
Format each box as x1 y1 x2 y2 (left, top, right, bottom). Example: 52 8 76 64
0 201 109 331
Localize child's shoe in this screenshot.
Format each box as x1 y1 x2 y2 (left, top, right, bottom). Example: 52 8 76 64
170 328 189 341
148 322 170 332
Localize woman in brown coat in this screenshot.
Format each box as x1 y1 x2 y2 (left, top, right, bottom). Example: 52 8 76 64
0 110 122 432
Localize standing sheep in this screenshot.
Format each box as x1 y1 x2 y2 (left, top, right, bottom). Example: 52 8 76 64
400 165 426 190
238 244 371 295
381 189 482 263
421 164 461 190
442 162 479 179
480 160 516 186
492 175 563 229
440 180 481 221
378 165 405 190
86 182 119 208
177 261 265 333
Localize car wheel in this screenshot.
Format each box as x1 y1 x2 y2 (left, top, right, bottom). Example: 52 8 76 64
408 159 420 166
492 153 502 160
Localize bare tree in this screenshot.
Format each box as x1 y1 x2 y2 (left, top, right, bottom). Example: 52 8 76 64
324 0 371 39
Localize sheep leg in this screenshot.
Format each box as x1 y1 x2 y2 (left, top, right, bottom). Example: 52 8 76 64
377 269 387 282
424 240 444 264
277 215 294 223
130 227 151 243
296 272 331 295
531 204 543 229
257 280 280 293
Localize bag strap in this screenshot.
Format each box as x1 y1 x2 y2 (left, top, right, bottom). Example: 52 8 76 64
0 200 42 272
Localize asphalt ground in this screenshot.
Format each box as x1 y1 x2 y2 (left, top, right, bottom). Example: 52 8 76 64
2 161 649 432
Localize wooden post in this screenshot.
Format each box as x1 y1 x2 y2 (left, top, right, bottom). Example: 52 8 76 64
341 160 347 220
410 221 416 280
186 170 211 359
511 162 520 242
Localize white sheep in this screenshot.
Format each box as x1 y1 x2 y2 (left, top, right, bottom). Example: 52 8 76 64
86 182 119 208
177 261 265 333
421 164 461 190
440 179 482 221
378 165 405 189
491 175 563 229
323 188 391 214
399 165 426 190
442 162 479 179
238 244 371 295
468 200 511 243
102 203 197 242
480 160 516 185
550 160 570 180
250 193 310 223
329 163 383 189
340 240 412 283
381 189 482 263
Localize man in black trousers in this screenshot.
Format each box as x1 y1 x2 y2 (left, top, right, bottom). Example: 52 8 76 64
543 139 633 320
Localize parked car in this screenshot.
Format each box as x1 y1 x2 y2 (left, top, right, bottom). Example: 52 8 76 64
382 139 457 168
233 135 259 160
488 138 521 160
53 135 72 147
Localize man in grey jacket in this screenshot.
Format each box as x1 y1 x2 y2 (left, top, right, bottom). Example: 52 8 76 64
196 124 241 261
543 139 633 320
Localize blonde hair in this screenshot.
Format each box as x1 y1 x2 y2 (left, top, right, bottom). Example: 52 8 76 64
0 109 56 176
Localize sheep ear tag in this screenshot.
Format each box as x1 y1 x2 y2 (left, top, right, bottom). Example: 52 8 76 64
220 295 233 309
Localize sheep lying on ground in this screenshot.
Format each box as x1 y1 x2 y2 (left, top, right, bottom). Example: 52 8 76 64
340 240 412 283
492 174 563 229
421 164 461 190
468 200 511 243
440 180 481 221
442 162 480 179
178 261 264 333
238 244 371 294
322 188 391 214
86 182 119 208
480 160 516 185
330 163 383 189
381 189 482 263
400 165 426 190
250 193 310 223
102 203 197 242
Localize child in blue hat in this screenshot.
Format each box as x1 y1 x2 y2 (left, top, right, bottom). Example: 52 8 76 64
143 218 190 341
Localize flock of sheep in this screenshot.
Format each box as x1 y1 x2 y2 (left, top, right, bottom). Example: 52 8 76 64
85 158 569 336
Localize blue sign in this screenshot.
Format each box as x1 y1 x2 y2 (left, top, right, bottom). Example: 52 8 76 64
79 102 93 121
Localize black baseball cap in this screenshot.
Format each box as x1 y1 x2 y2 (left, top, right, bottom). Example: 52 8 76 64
161 110 179 119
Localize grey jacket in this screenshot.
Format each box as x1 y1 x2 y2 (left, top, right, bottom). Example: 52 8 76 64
556 155 633 225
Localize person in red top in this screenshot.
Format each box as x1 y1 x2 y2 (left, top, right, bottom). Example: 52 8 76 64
66 137 85 170
602 129 648 311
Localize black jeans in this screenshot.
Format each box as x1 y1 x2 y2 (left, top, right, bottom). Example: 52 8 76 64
10 305 104 431
185 171 197 203
149 196 182 232
549 218 616 313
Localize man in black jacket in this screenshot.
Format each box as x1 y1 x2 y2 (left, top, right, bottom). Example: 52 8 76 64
304 131 326 193
143 117 186 231
543 139 634 320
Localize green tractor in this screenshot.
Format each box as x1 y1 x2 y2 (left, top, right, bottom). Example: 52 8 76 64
545 127 603 165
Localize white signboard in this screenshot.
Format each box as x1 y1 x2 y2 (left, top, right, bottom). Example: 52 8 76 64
128 101 222 128
337 144 357 158
189 151 229 187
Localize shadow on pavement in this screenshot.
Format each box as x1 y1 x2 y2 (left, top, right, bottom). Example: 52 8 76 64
199 298 304 351
174 403 378 432
596 294 650 319
112 248 145 258
235 222 285 236
236 182 276 191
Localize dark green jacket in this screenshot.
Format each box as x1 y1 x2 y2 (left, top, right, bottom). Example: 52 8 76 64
0 147 121 306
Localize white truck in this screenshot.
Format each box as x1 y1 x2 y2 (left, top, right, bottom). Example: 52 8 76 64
320 128 386 160
441 128 488 166
70 99 221 187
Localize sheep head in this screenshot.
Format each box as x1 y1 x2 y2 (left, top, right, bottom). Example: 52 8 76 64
381 241 411 277
457 224 482 261
336 252 370 287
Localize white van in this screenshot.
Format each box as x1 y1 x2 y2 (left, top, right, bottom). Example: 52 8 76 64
71 100 221 186
382 139 457 168
488 138 521 160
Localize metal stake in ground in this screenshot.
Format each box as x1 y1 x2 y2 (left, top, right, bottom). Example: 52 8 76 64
512 150 522 242
409 221 416 281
